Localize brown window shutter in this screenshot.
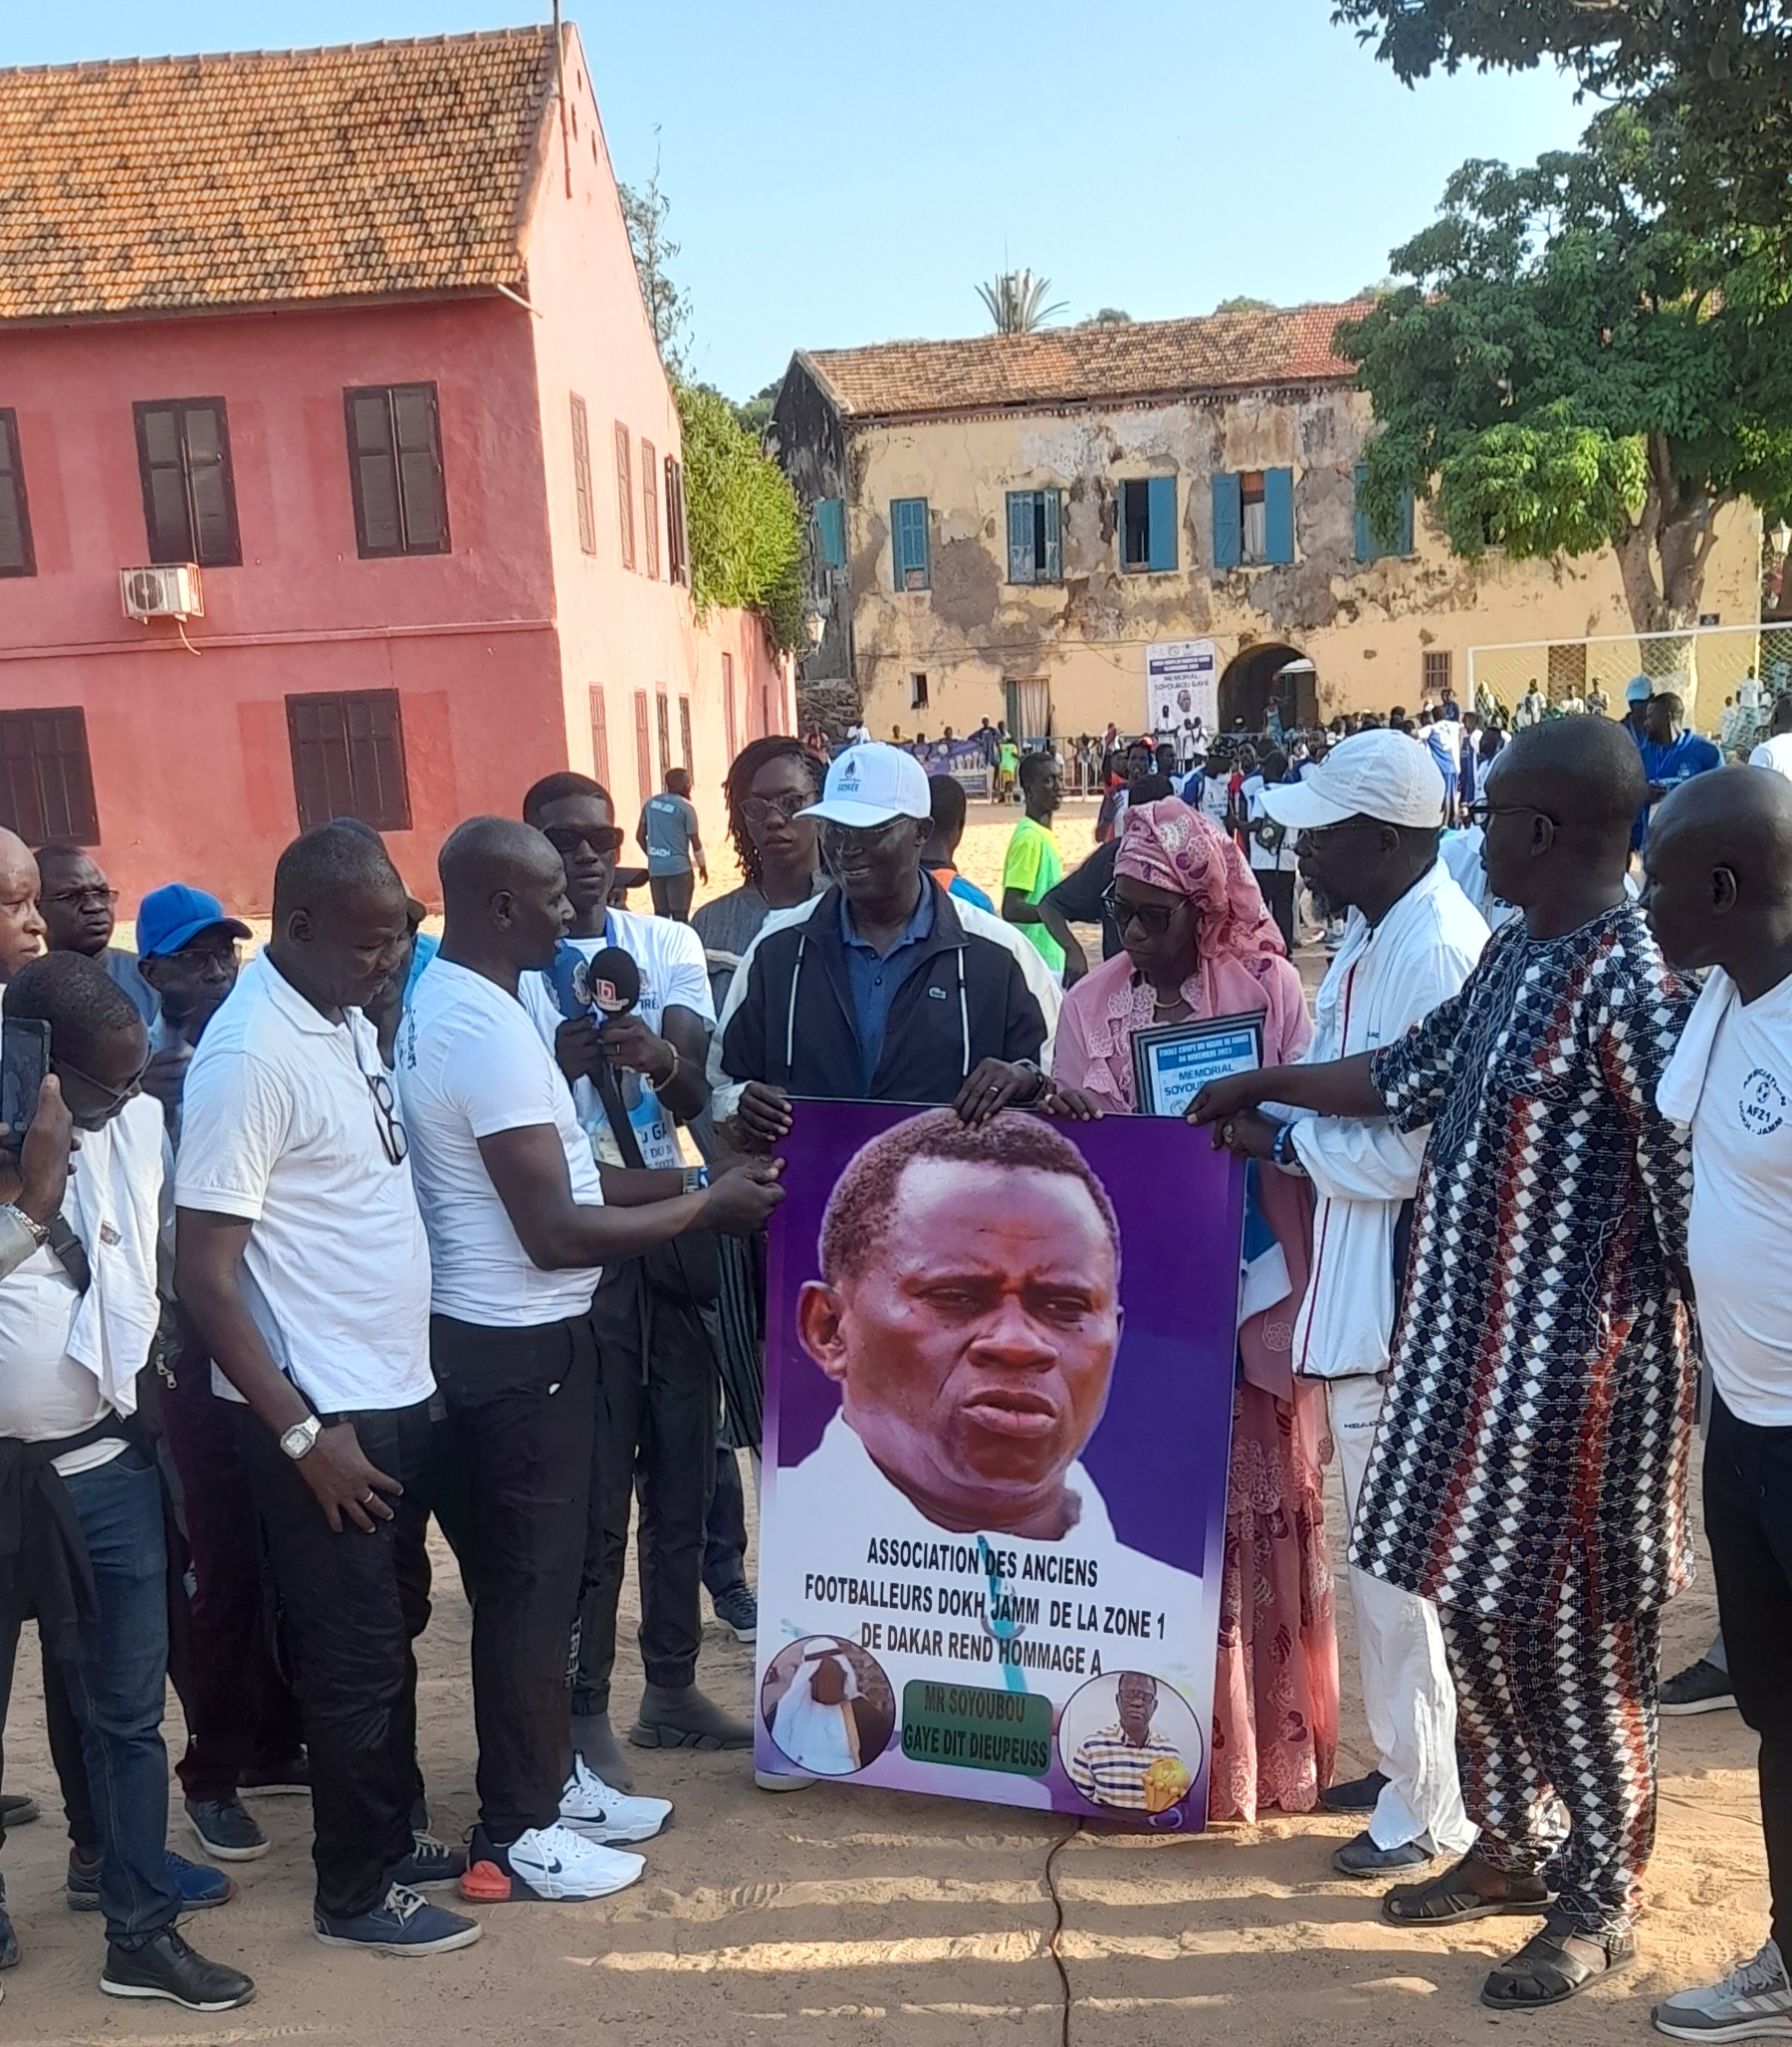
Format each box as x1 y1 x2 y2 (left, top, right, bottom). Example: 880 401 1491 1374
678 694 693 774
654 689 671 783
632 689 652 807
614 424 635 570
589 685 609 786
287 689 411 831
181 401 241 566
0 412 36 577
135 404 195 564
346 393 402 556
345 386 448 558
391 386 448 554
570 395 596 556
641 438 660 579
0 708 100 844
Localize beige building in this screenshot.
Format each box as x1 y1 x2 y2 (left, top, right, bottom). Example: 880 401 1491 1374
771 303 1760 740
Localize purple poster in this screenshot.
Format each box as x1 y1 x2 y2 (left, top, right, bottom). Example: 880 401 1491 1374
754 1101 1242 1828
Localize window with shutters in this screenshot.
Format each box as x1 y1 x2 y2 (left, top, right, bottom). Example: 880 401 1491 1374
343 386 449 559
911 673 930 712
655 689 672 781
1354 463 1416 561
1424 650 1455 700
133 399 240 567
665 456 689 584
813 498 846 569
1212 468 1294 569
632 690 652 804
722 652 737 760
615 424 636 570
890 498 930 590
642 439 661 579
589 685 610 786
1006 489 1062 584
1118 477 1178 573
678 694 693 773
570 394 596 556
0 708 100 844
0 412 35 577
285 690 413 832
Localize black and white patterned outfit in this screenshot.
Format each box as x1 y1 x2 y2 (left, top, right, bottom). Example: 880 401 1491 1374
1355 904 1696 1935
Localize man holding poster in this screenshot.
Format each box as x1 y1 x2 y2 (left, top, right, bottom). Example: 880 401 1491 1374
756 1104 1240 1824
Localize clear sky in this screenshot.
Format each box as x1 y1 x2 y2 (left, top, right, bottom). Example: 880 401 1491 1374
3 1 1586 400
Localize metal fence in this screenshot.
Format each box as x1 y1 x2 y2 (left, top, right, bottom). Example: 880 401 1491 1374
1467 621 1792 738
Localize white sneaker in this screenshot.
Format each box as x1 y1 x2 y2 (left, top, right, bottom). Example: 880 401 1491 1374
470 1823 644 1903
1655 1940 1792 2041
559 1755 672 1845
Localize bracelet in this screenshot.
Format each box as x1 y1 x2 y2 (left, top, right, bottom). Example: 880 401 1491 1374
652 1041 681 1091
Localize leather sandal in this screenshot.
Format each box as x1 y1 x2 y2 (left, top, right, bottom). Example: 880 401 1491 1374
1381 1854 1554 1928
1480 1916 1636 2009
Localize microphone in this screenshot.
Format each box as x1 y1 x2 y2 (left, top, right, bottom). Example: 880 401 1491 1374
550 942 640 1023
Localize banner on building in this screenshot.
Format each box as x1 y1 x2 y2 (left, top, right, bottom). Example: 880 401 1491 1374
754 1101 1242 1828
1146 639 1220 739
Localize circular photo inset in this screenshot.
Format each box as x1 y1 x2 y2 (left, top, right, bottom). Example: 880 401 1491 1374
760 1635 897 1777
1057 1670 1204 1816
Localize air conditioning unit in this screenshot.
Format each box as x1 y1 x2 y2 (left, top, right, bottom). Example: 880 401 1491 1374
120 564 204 621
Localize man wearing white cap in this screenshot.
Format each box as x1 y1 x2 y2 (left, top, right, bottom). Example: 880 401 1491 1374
1216 731 1488 1880
712 743 1061 1144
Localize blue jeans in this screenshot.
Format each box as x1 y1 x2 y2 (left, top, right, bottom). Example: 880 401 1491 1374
0 1445 180 1941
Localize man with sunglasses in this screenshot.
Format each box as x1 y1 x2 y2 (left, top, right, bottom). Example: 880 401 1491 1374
37 845 158 1026
512 774 734 1775
0 953 254 2011
1218 731 1487 1883
177 823 481 1959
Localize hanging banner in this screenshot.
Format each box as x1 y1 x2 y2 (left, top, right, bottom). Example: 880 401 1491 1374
754 1102 1241 1829
1146 639 1220 739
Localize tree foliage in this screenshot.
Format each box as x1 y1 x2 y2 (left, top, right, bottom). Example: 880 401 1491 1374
732 378 783 437
676 382 804 653
977 269 1067 334
619 153 691 374
1340 109 1792 635
1332 0 1792 237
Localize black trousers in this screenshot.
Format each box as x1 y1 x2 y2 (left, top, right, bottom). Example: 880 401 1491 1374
649 871 695 922
1705 1390 1792 1955
236 1397 434 1919
574 1261 718 1714
430 1312 596 1844
1255 867 1297 951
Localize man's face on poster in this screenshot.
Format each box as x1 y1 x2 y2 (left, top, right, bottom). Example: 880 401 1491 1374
797 1159 1122 1536
1116 1673 1157 1746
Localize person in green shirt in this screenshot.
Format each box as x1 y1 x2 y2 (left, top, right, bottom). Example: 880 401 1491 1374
996 734 1021 802
1003 752 1066 977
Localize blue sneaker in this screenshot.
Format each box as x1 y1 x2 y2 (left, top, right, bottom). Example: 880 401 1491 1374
69 1848 236 1914
388 1832 468 1890
314 1882 482 1955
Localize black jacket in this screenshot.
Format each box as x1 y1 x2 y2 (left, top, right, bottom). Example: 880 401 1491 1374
719 880 1048 1104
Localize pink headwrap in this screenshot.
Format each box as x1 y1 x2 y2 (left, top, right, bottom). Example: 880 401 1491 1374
1115 796 1287 971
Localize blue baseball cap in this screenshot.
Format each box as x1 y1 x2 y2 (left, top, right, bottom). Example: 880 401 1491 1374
136 883 251 960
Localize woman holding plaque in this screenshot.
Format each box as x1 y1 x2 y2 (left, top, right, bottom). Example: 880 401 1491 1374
1049 797 1337 1822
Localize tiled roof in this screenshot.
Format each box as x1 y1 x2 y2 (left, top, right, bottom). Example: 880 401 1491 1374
0 30 560 323
798 302 1375 420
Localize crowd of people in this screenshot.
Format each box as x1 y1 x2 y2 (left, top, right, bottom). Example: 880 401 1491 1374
0 674 1789 2034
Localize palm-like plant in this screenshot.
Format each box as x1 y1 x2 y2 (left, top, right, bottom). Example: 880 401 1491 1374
977 269 1067 335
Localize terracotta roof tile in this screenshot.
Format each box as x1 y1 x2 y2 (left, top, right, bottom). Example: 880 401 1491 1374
0 30 560 322
800 302 1374 420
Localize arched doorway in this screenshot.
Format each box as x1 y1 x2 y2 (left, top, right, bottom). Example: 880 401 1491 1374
1218 643 1316 736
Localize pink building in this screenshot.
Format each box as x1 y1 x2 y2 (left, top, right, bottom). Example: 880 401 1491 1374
0 28 788 913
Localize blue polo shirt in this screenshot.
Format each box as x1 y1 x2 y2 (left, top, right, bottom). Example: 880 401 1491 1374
840 883 936 1088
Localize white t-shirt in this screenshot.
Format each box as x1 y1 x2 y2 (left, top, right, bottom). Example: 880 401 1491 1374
178 951 433 1416
1749 734 1792 782
1240 774 1298 873
396 958 605 1327
519 910 714 1173
1678 971 1792 1426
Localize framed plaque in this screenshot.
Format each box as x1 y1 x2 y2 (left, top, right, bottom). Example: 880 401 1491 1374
1130 1012 1264 1119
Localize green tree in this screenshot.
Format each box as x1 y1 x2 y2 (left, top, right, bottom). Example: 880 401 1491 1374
977 269 1067 334
1332 0 1792 236
676 382 804 652
732 378 783 437
619 148 691 373
1340 110 1792 645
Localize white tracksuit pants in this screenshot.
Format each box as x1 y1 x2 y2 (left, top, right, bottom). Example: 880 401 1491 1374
1330 1373 1476 1855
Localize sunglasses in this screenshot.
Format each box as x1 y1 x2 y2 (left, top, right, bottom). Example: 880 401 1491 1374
541 824 625 859
1101 883 1183 938
54 1051 151 1110
819 817 915 853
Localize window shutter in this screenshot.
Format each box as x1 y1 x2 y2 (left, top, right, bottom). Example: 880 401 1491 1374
667 456 688 581
136 405 194 564
570 395 595 555
347 393 402 556
1211 473 1242 569
1007 492 1034 582
642 438 661 578
1147 476 1178 571
678 694 694 773
892 498 929 589
1042 489 1062 581
0 709 100 844
589 685 610 786
615 424 635 570
1354 463 1374 562
285 690 410 831
0 412 33 576
815 497 845 569
391 387 447 553
1264 467 1295 564
632 689 652 804
182 402 238 565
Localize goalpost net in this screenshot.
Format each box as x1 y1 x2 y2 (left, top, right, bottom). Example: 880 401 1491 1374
1466 621 1792 735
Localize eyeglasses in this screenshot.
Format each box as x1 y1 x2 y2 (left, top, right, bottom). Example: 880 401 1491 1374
1101 883 1183 938
352 1040 408 1167
47 887 118 911
741 793 812 829
541 824 624 859
1468 798 1559 829
54 1051 150 1111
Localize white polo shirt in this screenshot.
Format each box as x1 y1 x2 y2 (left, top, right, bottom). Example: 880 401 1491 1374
396 957 605 1327
177 950 433 1415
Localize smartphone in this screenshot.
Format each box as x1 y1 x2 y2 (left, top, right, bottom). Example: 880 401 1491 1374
0 1017 51 1153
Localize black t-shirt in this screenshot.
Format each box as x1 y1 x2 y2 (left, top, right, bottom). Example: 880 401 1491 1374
1043 838 1123 959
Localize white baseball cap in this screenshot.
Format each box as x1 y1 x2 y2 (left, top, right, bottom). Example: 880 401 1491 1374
1258 729 1449 832
799 742 932 827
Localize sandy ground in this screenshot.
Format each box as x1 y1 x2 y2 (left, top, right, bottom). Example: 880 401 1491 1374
4 796 1765 2043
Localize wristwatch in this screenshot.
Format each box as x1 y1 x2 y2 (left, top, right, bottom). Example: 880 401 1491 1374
0 1203 50 1248
279 1414 323 1462
681 1166 709 1196
1271 1121 1307 1174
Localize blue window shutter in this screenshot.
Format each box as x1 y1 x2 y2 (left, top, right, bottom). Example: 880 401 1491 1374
1398 489 1415 557
1007 491 1033 582
1147 475 1178 571
1264 467 1295 564
1212 472 1241 569
1354 463 1374 562
892 498 929 588
1042 489 1062 580
815 497 845 569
